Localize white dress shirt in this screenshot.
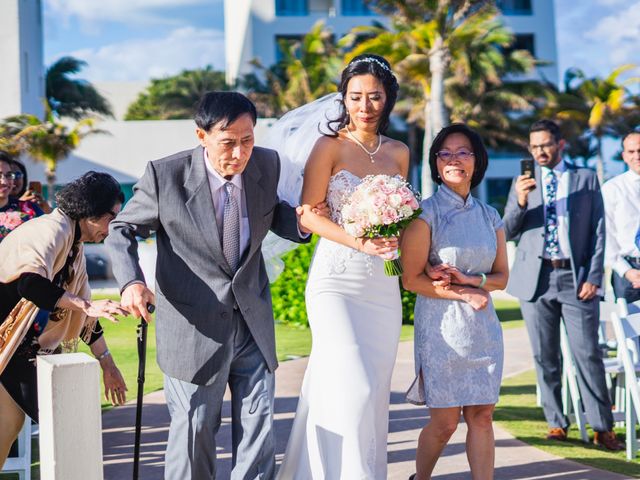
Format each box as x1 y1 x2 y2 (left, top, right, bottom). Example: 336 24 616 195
541 161 570 260
602 169 640 276
204 150 251 258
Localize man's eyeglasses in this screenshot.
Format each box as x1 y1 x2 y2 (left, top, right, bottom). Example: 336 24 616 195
436 150 475 161
528 142 557 153
0 172 17 181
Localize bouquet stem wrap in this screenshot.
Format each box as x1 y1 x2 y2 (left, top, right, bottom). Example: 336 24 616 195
381 250 403 276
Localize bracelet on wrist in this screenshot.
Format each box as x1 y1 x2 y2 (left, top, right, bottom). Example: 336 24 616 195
478 273 487 288
95 349 111 361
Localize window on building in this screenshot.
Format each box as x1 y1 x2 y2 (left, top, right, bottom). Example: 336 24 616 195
496 0 532 15
309 0 335 14
342 0 374 16
276 0 308 16
275 35 304 62
513 33 535 56
276 0 336 15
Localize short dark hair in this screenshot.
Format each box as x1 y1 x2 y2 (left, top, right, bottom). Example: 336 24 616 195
327 54 399 135
530 119 562 142
429 123 489 189
621 130 640 149
0 151 13 167
7 158 28 197
56 171 124 220
194 91 257 132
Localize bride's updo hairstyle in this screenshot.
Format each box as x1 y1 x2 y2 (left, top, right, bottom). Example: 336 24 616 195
326 54 399 136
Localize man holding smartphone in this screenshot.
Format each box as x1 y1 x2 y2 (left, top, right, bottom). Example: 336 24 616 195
503 119 623 450
602 131 640 303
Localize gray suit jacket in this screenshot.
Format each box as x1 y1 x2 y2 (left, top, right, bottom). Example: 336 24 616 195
503 163 605 302
106 146 308 385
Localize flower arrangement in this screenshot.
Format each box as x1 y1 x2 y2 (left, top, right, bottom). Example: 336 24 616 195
341 174 422 276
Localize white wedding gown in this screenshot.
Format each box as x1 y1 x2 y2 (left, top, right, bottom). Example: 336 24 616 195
277 170 402 480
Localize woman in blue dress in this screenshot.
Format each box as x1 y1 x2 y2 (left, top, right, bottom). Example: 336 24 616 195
401 123 509 479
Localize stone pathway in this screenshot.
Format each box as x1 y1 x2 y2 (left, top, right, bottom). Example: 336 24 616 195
101 326 630 479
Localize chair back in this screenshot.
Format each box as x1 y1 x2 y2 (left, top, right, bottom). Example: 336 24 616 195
599 298 620 348
625 299 640 316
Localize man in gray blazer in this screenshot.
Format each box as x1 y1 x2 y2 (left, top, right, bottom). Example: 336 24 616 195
503 119 623 450
107 92 312 479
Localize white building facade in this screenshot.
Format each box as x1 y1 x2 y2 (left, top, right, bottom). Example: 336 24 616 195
224 0 560 208
224 0 559 86
0 0 44 119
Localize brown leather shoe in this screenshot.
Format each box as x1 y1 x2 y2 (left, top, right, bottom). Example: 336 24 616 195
546 427 568 441
593 431 625 451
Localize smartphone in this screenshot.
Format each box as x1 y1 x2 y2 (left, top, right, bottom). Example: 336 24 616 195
520 158 534 179
28 181 42 194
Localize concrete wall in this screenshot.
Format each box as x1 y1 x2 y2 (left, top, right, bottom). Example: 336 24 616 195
19 118 277 186
0 0 45 118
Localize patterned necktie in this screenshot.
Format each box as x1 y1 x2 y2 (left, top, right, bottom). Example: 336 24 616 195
635 225 640 251
544 170 560 259
222 182 240 271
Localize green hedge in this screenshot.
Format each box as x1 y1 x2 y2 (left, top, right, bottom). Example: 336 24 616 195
270 237 417 327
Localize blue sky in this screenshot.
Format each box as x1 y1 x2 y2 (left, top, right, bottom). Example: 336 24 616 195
43 0 640 83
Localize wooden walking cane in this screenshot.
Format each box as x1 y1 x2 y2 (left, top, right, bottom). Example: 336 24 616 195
133 303 154 480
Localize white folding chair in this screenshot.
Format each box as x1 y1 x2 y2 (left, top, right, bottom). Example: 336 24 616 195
1 418 32 480
560 318 589 442
610 299 640 460
599 297 626 425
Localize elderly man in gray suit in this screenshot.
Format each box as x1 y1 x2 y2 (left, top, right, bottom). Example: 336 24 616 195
107 91 313 479
503 119 623 451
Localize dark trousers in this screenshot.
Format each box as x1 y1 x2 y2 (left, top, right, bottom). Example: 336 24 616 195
612 270 640 304
520 264 613 432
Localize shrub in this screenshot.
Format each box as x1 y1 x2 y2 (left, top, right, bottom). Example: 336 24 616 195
270 237 416 327
269 238 317 327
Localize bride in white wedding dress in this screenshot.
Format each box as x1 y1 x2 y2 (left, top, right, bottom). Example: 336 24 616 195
275 54 409 479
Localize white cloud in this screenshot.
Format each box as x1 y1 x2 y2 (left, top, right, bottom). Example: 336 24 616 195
595 0 630 5
554 0 640 78
585 1 640 70
45 0 215 25
68 26 225 82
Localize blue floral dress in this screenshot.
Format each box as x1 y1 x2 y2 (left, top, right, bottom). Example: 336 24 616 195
407 184 504 407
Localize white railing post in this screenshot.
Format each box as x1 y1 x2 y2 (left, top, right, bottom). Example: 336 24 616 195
37 353 103 480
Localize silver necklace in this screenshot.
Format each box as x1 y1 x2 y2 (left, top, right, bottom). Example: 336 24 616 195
346 126 381 163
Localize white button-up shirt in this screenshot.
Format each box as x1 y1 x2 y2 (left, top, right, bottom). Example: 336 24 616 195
602 169 640 276
541 161 570 260
204 149 251 258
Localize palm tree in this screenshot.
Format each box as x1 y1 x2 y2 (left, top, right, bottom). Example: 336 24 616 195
126 66 229 120
0 108 100 202
347 0 535 195
241 21 343 116
540 64 639 181
46 56 113 119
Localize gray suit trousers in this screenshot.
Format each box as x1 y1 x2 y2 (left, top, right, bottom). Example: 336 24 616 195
520 263 613 432
163 312 275 480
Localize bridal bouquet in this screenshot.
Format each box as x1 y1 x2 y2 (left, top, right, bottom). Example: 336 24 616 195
341 175 422 276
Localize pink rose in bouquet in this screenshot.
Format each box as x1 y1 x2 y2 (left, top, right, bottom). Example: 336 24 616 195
340 174 421 276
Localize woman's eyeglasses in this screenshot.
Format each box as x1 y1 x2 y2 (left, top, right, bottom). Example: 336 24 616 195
0 172 17 181
436 150 475 161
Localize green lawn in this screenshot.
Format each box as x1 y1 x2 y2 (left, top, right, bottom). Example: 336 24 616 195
84 295 517 408
6 294 634 479
494 298 525 330
495 370 640 478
